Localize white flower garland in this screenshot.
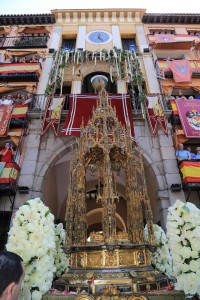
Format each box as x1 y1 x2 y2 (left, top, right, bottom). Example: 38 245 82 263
54 223 69 278
144 224 173 278
167 200 200 297
6 198 56 300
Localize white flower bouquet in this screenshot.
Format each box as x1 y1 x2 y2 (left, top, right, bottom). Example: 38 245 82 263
6 198 56 300
167 200 200 297
144 224 173 278
54 223 69 278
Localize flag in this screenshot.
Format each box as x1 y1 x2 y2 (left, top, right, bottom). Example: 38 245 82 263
167 60 192 83
0 104 13 137
155 34 175 43
41 96 65 137
179 161 200 183
146 96 168 136
60 94 134 137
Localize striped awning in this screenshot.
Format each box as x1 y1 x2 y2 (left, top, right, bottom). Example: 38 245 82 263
180 161 200 183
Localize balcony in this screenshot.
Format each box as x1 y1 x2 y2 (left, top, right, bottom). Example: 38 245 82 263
156 59 200 78
0 62 42 82
0 35 49 49
148 34 200 50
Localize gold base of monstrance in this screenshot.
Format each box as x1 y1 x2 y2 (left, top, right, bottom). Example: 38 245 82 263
54 77 169 299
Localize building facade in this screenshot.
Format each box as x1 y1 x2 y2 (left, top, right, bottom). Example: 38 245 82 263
1 9 200 249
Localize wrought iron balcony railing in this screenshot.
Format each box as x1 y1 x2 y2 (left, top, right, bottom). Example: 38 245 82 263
0 35 49 49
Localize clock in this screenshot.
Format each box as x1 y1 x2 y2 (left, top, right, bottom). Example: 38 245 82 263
86 30 112 44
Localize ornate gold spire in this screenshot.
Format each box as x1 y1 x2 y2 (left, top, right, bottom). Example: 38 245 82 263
65 87 155 246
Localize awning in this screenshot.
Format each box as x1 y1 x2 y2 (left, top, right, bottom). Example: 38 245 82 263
0 83 36 93
6 49 46 58
161 78 200 94
179 161 200 183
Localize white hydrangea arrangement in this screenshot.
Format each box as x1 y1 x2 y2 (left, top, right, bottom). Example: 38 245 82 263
54 223 69 278
144 224 173 278
167 200 200 297
6 198 56 300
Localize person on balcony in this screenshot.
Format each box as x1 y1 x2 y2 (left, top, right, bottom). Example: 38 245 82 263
5 55 13 64
0 143 14 163
0 96 5 105
29 54 39 63
195 147 200 160
0 53 5 63
176 90 187 100
19 57 26 63
186 146 195 160
176 143 191 162
24 93 32 106
2 95 13 105
14 93 23 104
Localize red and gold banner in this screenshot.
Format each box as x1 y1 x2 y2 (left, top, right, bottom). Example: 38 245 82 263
0 162 20 185
0 63 41 77
167 60 192 83
0 104 13 137
170 100 178 115
176 99 200 138
11 104 28 119
146 96 168 136
179 161 200 183
41 96 65 137
60 94 134 137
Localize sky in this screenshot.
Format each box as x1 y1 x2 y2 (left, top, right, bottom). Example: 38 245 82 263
0 0 200 14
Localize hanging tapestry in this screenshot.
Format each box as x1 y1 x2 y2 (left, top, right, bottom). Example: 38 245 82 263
176 99 200 138
146 95 168 136
167 60 192 83
41 96 65 137
0 104 13 137
60 94 134 137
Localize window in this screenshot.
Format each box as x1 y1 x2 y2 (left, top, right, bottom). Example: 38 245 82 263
62 39 76 51
121 38 136 51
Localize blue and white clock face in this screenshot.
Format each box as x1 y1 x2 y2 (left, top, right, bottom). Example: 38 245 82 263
87 31 112 44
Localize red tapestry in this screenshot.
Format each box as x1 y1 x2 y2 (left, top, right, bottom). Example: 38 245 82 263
176 99 200 138
0 104 13 137
41 96 65 137
154 34 175 43
167 60 192 83
60 94 134 137
146 96 168 136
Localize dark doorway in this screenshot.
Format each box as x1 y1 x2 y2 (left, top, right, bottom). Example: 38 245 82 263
82 72 117 94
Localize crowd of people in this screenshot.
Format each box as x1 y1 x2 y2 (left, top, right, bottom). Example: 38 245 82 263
0 53 41 64
176 143 200 162
0 93 32 106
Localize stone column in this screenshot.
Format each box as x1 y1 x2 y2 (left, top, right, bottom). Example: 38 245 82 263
112 25 122 49
37 26 62 95
14 120 42 210
76 26 86 50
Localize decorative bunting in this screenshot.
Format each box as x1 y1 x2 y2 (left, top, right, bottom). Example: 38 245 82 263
167 60 192 83
0 104 13 137
41 96 65 137
146 95 168 136
60 94 134 137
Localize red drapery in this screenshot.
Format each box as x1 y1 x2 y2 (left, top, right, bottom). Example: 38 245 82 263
60 94 134 137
